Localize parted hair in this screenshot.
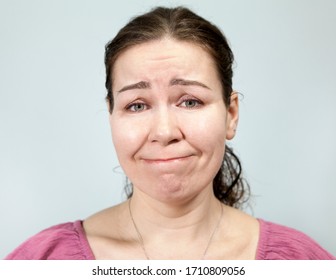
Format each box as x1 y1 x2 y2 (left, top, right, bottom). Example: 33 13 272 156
104 6 249 208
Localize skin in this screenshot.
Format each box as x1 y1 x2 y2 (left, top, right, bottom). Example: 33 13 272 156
111 38 235 205
84 38 259 259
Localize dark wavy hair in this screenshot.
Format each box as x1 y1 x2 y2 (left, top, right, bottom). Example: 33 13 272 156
105 6 250 208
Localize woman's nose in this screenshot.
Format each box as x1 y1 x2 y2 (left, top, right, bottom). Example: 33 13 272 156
148 108 183 145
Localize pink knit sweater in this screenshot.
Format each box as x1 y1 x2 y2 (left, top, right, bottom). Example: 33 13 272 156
5 219 335 260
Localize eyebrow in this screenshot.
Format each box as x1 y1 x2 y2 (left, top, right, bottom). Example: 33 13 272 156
117 81 151 93
116 78 211 94
169 78 211 90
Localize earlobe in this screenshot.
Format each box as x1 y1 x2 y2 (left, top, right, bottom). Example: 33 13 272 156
226 91 239 140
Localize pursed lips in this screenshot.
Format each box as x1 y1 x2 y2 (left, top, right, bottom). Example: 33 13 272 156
141 155 193 163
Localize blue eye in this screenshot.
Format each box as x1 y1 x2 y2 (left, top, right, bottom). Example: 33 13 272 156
180 99 202 108
126 103 147 112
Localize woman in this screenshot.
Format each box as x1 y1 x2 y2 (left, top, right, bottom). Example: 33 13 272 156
5 6 334 260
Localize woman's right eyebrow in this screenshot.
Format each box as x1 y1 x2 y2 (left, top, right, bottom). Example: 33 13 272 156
117 81 151 94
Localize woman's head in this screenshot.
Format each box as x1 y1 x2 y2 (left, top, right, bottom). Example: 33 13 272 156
105 6 234 111
105 6 249 208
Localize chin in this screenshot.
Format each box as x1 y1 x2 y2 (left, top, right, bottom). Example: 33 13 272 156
152 179 205 205
152 179 185 199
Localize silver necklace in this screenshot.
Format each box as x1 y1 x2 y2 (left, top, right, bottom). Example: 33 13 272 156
128 198 223 260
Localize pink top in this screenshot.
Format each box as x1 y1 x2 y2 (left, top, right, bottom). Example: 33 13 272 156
5 219 335 260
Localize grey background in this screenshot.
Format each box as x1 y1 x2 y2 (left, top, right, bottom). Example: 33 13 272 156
1 0 335 258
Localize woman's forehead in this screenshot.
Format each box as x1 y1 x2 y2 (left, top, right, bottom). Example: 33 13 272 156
112 38 219 85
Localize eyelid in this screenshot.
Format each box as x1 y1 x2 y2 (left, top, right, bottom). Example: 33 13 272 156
178 94 203 103
125 100 149 112
123 94 203 112
178 95 203 108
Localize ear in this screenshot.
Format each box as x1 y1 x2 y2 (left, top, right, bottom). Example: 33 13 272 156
225 91 239 140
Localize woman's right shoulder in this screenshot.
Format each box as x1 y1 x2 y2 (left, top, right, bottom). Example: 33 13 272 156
5 221 94 260
82 202 134 259
83 202 129 238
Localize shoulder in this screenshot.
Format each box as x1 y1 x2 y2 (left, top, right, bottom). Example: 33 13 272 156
256 219 335 260
5 221 94 260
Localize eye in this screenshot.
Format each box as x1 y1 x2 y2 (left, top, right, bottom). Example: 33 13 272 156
126 102 148 112
179 98 203 109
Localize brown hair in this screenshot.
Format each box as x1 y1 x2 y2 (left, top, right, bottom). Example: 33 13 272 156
105 6 249 208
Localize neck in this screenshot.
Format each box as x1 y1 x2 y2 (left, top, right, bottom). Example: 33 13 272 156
128 188 223 259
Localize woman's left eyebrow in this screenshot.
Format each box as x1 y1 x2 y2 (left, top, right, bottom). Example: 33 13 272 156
170 78 211 90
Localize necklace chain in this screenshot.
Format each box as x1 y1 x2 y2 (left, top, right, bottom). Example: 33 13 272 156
129 199 150 260
128 198 223 260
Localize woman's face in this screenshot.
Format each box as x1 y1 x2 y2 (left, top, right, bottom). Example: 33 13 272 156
110 38 238 203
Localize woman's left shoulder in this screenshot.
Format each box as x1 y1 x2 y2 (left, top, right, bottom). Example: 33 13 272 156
256 219 335 260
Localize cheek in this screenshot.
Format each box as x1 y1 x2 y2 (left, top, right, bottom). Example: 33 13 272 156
110 116 146 160
183 107 227 151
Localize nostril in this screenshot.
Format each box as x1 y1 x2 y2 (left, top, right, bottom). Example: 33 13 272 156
150 137 180 145
168 139 180 145
147 110 184 145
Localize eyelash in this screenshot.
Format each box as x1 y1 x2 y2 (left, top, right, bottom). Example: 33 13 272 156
125 102 148 112
178 97 203 109
125 96 203 112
